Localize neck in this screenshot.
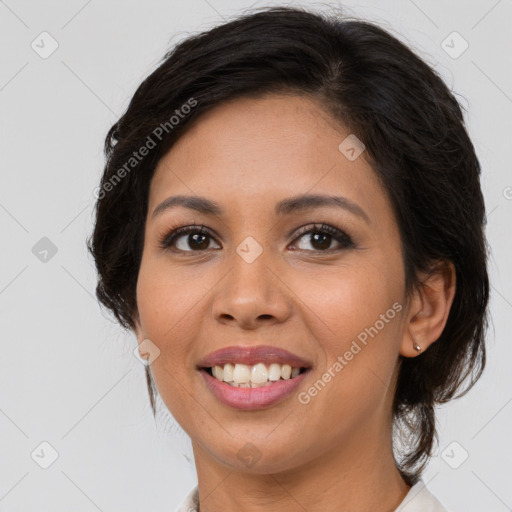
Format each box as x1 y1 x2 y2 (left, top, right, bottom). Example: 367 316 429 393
191 419 410 512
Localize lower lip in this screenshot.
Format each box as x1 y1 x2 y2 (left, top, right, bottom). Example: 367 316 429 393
200 369 310 410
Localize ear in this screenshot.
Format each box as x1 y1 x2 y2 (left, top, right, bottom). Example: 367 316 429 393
400 260 456 358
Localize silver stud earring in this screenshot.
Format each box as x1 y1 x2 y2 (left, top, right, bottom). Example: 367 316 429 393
413 341 422 353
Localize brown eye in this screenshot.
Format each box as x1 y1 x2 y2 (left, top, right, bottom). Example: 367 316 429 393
160 225 221 252
290 223 354 252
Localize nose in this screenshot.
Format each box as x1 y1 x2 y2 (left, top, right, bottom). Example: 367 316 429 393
211 247 293 330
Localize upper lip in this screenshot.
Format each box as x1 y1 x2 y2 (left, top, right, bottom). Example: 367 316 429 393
197 345 312 369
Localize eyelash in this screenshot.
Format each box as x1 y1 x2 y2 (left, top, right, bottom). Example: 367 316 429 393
158 222 355 254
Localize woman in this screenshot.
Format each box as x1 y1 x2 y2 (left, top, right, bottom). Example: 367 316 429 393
88 6 489 512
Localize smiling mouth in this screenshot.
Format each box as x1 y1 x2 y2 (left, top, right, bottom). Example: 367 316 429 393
202 362 310 388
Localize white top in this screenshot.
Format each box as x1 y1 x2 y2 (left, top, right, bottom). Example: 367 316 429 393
175 478 450 512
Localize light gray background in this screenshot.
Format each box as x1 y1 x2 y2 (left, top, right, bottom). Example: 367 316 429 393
1 1 511 511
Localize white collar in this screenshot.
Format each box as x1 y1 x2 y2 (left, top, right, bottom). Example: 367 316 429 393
175 478 450 512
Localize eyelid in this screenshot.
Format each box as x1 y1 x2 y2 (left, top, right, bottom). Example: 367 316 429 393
158 220 355 253
289 222 354 250
158 223 217 250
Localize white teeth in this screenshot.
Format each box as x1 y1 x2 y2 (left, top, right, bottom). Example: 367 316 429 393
233 363 251 384
251 363 268 384
223 363 234 382
209 362 305 387
281 364 292 379
212 365 224 381
268 363 282 381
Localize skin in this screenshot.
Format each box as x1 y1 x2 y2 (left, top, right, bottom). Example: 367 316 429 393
134 93 456 512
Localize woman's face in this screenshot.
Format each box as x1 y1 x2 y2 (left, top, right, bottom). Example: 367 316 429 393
135 93 410 474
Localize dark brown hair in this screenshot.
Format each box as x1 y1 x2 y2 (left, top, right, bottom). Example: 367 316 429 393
87 5 489 485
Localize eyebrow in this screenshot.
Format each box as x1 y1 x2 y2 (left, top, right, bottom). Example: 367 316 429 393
152 193 370 224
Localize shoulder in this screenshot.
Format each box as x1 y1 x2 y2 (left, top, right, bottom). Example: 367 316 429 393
394 479 452 512
174 485 199 512
175 481 451 512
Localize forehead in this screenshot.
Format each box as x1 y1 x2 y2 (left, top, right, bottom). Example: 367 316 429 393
149 94 386 220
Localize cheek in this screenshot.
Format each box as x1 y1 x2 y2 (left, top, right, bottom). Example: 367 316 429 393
135 258 202 363
293 261 403 429
295 257 403 345
294 255 405 410
135 259 202 422
137 251 213 325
